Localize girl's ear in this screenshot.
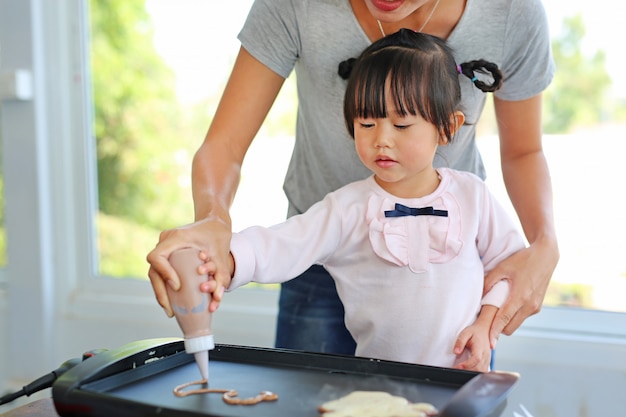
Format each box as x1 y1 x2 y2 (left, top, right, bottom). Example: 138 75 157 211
439 111 466 145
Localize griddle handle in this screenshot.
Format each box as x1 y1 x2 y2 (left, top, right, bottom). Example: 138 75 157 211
438 371 519 417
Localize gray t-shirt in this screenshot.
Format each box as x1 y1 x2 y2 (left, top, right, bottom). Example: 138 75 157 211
239 0 555 216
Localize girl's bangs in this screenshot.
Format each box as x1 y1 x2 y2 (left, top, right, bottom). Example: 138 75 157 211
353 52 427 120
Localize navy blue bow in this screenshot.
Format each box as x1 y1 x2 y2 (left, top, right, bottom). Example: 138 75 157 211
384 203 448 218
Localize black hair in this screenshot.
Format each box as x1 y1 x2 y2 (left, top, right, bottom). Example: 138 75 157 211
339 29 503 142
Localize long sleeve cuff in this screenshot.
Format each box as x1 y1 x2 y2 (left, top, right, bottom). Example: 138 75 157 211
481 280 510 308
227 233 256 291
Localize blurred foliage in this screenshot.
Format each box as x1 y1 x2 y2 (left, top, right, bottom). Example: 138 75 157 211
479 14 622 136
90 0 203 231
542 14 616 133
97 212 159 278
544 282 594 309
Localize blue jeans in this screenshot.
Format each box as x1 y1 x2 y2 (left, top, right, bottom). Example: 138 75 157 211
275 265 357 355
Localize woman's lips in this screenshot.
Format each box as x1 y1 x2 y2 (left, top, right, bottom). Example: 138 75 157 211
370 0 404 13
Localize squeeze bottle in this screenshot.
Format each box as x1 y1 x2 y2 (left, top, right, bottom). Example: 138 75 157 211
167 247 215 381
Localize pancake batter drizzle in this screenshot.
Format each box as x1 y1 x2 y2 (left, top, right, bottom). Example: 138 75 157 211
173 379 278 405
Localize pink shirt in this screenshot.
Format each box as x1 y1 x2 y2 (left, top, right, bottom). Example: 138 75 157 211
229 168 524 367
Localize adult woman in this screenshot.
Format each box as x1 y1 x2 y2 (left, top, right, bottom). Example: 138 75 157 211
147 0 559 355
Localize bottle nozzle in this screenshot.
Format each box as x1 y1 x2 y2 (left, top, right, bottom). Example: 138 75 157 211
194 350 209 381
183 334 214 381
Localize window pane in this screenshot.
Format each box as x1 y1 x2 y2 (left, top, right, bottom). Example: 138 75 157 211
539 2 626 313
479 1 626 313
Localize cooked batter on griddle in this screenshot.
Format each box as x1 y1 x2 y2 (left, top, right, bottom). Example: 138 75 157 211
318 391 437 417
173 379 278 405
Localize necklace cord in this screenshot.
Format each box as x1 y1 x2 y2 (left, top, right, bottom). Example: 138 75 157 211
376 0 441 37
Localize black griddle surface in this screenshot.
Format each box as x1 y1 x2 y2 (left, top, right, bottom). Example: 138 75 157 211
52 339 516 417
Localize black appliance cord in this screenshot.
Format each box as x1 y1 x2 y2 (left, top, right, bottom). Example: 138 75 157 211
0 349 107 406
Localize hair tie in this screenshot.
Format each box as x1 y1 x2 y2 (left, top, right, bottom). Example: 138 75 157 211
471 76 478 82
456 64 462 74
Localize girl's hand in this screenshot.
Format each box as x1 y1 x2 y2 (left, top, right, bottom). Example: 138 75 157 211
198 251 235 312
454 304 499 371
453 323 492 372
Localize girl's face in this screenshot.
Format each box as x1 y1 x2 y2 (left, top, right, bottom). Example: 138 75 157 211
353 92 462 198
364 0 432 22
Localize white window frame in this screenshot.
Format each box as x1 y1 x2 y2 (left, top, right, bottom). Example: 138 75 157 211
0 0 624 385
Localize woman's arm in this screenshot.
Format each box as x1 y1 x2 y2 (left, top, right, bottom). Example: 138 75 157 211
486 94 560 340
147 47 286 316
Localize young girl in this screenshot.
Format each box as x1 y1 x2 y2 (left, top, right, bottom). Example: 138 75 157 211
202 30 524 371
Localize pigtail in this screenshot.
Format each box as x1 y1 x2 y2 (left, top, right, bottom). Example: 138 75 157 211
458 60 503 93
338 58 357 80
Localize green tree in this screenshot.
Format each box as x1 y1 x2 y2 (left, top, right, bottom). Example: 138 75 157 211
90 0 197 230
543 14 612 133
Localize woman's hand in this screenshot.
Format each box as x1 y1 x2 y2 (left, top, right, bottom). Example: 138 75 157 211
147 216 232 317
485 237 559 343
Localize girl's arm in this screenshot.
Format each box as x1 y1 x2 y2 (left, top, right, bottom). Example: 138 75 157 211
485 94 559 340
147 47 286 316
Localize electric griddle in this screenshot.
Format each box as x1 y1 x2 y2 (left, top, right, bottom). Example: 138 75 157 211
52 338 518 417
